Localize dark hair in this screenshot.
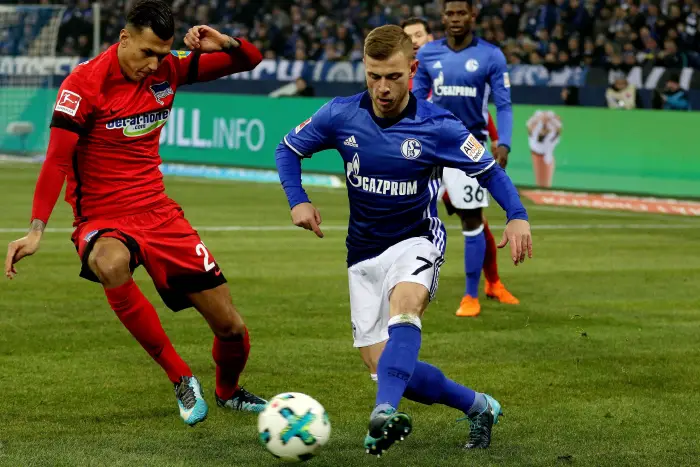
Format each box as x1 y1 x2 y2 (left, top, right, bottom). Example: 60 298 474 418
442 0 474 9
127 0 175 41
401 17 431 35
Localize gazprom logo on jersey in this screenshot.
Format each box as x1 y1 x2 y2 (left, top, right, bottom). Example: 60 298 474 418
346 153 418 196
106 109 170 137
433 71 477 97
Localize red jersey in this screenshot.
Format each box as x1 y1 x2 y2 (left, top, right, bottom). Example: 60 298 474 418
487 112 499 142
43 40 261 225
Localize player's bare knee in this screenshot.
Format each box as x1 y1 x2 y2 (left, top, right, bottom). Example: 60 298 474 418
88 239 131 287
217 321 246 339
212 306 246 339
390 283 429 318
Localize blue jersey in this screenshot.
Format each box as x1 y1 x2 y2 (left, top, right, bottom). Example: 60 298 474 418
276 92 522 267
413 37 513 148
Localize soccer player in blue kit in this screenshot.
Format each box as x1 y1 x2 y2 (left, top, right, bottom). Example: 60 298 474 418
413 0 518 317
275 25 532 457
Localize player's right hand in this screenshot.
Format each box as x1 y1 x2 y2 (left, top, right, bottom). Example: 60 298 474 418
5 233 41 279
498 219 532 266
291 202 324 238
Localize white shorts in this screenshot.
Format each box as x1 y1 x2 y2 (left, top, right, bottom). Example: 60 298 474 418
442 167 489 210
348 237 444 348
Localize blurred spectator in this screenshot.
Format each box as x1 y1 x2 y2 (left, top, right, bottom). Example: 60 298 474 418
605 76 642 109
560 86 580 106
660 74 691 110
294 77 315 97
657 39 688 67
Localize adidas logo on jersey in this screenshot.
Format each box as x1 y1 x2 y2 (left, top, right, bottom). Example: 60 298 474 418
344 135 359 147
433 61 442 69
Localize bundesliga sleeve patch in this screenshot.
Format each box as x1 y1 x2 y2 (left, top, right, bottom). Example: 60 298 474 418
171 50 191 59
461 134 486 162
295 117 312 134
503 72 511 88
55 90 82 117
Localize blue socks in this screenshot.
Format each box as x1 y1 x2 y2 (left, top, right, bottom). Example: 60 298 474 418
403 361 445 405
403 361 487 416
375 315 422 409
464 227 486 298
374 315 488 417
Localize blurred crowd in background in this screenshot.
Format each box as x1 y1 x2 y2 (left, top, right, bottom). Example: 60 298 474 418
2 0 694 109
6 0 698 69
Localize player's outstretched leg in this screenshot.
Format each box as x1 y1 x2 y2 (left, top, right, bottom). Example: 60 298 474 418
457 209 486 317
189 284 267 413
403 361 503 449
365 282 426 457
482 221 520 305
89 238 206 426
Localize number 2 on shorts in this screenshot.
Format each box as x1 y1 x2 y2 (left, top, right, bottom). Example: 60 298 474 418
195 242 216 272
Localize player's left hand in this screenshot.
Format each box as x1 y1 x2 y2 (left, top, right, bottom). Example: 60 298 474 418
5 232 41 279
498 219 532 266
494 145 509 169
184 25 238 53
490 140 499 156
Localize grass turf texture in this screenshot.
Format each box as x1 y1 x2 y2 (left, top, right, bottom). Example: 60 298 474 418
1 163 699 466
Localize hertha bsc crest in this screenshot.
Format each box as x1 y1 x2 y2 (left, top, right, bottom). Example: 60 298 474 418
149 81 174 105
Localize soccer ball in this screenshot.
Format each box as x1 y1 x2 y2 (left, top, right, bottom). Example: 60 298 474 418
258 392 331 462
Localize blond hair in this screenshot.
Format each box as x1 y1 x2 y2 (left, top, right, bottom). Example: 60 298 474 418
364 25 413 60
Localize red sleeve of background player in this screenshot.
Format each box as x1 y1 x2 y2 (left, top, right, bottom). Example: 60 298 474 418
32 73 94 224
170 38 263 86
487 112 499 142
31 128 78 224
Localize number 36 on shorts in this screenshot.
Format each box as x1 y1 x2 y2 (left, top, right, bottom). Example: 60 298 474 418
442 167 489 210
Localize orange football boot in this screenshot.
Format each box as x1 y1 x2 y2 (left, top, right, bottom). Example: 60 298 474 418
485 280 520 305
456 295 481 317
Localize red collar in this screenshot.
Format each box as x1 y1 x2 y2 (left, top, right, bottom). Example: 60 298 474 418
107 43 125 79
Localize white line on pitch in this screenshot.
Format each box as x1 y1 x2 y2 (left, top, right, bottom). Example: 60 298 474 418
0 223 697 234
527 205 700 220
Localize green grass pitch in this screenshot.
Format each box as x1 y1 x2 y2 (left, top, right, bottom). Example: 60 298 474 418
1 163 699 466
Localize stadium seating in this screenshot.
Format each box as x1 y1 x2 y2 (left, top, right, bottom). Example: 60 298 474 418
7 0 700 68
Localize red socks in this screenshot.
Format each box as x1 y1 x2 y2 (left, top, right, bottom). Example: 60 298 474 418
212 327 250 400
483 222 500 284
105 279 191 383
105 278 250 395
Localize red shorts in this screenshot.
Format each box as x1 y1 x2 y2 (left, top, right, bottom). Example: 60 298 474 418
71 202 226 311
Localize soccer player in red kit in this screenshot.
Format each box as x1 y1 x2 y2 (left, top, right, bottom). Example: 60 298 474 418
403 17 518 311
4 0 266 426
